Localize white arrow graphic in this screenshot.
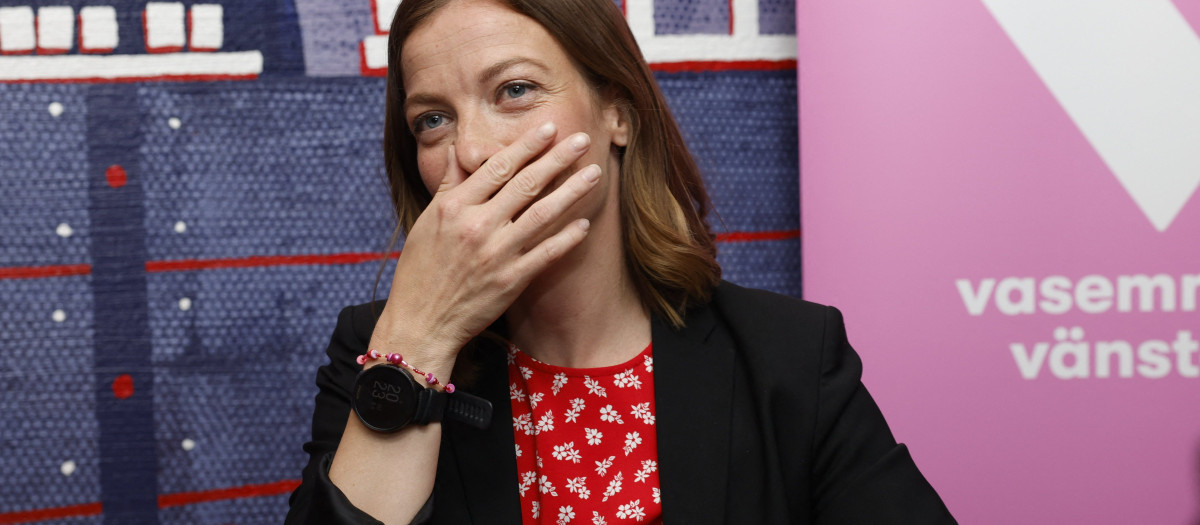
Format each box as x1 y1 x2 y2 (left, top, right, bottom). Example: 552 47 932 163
982 0 1200 232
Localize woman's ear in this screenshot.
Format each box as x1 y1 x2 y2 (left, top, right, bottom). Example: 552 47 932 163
604 101 630 147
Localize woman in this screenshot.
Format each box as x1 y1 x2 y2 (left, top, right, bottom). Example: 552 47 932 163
287 0 955 523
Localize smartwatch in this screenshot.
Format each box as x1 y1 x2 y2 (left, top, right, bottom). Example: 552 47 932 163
351 364 493 432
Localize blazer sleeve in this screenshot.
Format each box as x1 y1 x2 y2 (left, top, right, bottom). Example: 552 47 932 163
284 304 435 525
811 306 956 524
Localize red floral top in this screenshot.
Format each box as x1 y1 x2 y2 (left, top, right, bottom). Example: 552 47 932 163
507 343 662 525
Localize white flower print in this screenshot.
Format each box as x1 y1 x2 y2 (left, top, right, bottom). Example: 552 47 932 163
634 459 657 483
566 476 587 494
532 501 540 519
616 499 645 520
529 392 544 409
591 511 607 525
539 475 558 496
599 405 624 424
630 402 653 424
623 431 642 456
553 442 582 464
565 398 585 423
515 443 522 457
536 411 555 434
520 366 533 380
585 427 603 445
537 453 544 468
612 369 642 389
566 476 591 500
557 505 575 525
595 455 615 477
509 383 526 402
584 376 607 398
507 344 518 365
514 413 533 435
643 354 653 373
601 471 623 502
552 373 568 395
519 471 536 497
652 487 661 504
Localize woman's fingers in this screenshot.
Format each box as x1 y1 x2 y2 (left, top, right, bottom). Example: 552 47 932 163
378 125 601 356
507 163 601 241
512 217 592 278
488 131 591 219
455 122 558 203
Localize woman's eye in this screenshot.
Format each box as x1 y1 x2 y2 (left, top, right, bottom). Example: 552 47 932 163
503 83 532 99
414 114 446 133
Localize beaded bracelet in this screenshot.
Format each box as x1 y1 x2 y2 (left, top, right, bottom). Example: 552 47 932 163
356 349 455 393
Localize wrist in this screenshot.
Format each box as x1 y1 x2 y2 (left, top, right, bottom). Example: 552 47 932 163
367 331 458 381
357 349 456 393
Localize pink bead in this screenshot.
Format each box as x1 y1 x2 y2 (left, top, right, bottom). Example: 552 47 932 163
425 372 437 384
356 355 367 365
387 353 403 365
445 384 455 394
367 349 380 359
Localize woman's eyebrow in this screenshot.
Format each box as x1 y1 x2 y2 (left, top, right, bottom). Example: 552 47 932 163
404 57 551 112
479 57 550 85
404 92 444 111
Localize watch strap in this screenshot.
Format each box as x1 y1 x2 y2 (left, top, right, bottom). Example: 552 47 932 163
414 388 493 429
444 391 493 429
413 388 445 425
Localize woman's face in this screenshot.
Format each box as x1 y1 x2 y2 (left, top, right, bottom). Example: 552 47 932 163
400 0 628 205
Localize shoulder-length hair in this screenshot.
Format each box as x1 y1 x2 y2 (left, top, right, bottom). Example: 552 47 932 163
383 0 720 328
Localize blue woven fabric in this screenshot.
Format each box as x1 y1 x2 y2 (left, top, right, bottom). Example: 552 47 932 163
655 0 729 35
137 80 394 261
0 2 797 523
0 276 99 514
0 85 91 267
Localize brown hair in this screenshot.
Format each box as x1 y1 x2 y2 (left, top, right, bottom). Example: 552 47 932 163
382 0 720 328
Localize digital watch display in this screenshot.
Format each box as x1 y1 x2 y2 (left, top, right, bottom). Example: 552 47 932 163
351 365 492 432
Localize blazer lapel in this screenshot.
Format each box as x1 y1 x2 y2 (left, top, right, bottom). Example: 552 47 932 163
445 341 523 524
653 304 734 524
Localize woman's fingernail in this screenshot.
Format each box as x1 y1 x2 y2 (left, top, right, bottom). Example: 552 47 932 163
582 164 601 183
570 133 590 151
538 122 556 139
577 219 591 231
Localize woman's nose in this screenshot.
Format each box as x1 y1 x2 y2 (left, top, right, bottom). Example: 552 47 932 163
453 113 502 175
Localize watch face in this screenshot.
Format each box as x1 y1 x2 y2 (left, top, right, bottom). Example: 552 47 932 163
352 365 419 432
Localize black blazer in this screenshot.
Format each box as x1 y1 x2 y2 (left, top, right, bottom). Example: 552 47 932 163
287 281 955 524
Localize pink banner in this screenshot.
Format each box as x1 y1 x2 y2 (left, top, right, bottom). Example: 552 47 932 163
799 1 1200 523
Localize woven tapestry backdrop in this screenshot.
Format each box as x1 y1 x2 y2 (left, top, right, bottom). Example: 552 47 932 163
0 0 798 523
